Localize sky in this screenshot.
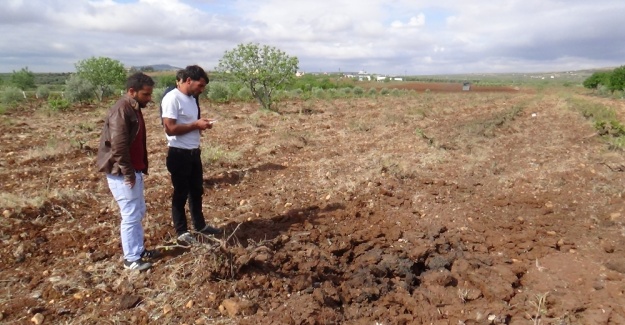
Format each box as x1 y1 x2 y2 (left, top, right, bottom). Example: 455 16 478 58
1 0 624 75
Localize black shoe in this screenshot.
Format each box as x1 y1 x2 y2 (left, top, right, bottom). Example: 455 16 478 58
140 249 161 260
123 259 152 271
199 225 221 235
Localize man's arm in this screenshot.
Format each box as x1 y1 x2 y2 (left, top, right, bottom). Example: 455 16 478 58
108 104 136 185
163 117 211 136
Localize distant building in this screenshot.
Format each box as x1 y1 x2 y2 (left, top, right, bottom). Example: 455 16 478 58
462 82 471 91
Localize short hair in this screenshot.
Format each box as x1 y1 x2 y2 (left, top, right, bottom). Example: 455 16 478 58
126 72 155 91
175 69 187 82
184 65 209 83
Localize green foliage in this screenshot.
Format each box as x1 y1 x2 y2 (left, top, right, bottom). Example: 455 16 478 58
568 97 625 150
583 71 612 89
36 85 51 99
236 87 253 100
380 88 390 95
10 67 36 90
75 56 126 101
353 86 364 96
367 88 378 96
207 82 232 103
609 66 625 93
47 94 71 111
1 86 25 107
216 42 299 111
157 74 177 88
65 74 96 103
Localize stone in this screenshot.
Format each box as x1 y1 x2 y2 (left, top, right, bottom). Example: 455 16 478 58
119 295 142 310
219 298 258 317
31 313 44 324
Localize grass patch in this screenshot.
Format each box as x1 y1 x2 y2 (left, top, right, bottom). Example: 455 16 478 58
201 144 242 166
567 97 625 150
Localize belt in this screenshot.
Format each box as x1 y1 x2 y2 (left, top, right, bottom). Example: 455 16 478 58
169 147 201 155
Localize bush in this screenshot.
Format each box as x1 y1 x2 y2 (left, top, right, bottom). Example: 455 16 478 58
353 86 364 96
236 87 253 101
380 88 390 95
47 95 71 111
367 88 378 96
157 74 177 88
207 82 232 102
65 74 95 103
1 86 25 107
311 87 325 99
36 85 51 99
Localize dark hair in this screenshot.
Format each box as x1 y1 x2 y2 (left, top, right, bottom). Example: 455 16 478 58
175 69 187 82
184 65 209 83
126 72 155 91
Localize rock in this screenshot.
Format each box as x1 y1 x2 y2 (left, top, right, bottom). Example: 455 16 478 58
605 259 625 274
601 240 615 253
163 304 172 315
219 298 258 317
31 313 44 324
185 300 194 309
119 295 142 310
2 210 10 218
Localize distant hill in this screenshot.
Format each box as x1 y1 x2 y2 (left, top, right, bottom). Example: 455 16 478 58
130 64 181 72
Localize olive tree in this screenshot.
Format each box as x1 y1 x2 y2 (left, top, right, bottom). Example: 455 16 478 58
216 43 299 111
583 71 611 89
10 67 36 90
74 56 126 101
609 65 625 93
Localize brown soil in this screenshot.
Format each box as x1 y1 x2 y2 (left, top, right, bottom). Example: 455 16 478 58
2 87 625 325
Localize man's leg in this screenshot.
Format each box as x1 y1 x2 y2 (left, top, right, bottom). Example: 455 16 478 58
106 173 145 262
188 151 207 231
167 149 192 236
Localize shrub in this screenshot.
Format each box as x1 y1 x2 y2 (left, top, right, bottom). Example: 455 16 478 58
367 88 378 96
47 95 71 111
1 86 25 108
36 85 51 99
236 87 253 101
380 88 390 95
207 82 232 102
311 87 325 99
65 74 95 103
353 86 364 96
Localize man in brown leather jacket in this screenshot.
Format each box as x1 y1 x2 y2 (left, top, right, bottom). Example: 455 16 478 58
96 72 159 271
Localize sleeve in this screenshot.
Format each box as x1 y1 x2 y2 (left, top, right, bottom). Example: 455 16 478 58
109 103 135 179
161 90 179 120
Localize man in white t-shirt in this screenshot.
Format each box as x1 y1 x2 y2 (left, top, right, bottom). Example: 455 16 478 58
161 65 220 246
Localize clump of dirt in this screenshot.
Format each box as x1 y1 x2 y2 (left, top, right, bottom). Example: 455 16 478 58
2 89 625 324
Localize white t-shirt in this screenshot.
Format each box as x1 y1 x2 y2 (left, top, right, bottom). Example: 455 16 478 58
161 88 201 149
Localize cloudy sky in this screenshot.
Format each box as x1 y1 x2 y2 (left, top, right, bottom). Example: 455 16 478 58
1 0 624 75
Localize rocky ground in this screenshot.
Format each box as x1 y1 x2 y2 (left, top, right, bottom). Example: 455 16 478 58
1 83 625 324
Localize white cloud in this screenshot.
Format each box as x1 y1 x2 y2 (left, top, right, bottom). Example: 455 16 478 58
0 0 624 74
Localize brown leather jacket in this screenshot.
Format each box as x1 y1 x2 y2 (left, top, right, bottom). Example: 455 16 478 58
96 95 148 181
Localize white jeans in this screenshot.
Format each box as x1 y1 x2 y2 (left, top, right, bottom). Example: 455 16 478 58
106 173 145 262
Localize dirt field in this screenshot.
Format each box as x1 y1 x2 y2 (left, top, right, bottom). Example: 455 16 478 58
2 83 625 324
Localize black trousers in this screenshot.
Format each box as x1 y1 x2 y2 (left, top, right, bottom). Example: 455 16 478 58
166 147 206 235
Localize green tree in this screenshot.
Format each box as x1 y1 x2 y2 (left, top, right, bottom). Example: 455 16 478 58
216 43 299 111
608 65 625 93
10 67 36 90
75 57 126 101
583 71 611 89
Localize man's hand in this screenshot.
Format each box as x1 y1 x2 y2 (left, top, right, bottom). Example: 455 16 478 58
124 177 136 189
196 118 213 130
